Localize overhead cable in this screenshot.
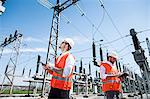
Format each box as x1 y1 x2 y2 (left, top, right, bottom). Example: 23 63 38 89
137 29 150 34
98 0 132 53
37 0 91 42
75 3 117 51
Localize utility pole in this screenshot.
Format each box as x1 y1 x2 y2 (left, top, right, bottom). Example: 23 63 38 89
36 55 41 75
79 59 83 73
92 41 98 66
118 62 122 72
83 68 85 74
74 65 77 79
99 45 103 62
116 61 119 71
96 70 98 78
22 68 25 76
28 69 31 77
39 0 80 97
0 30 22 94
98 39 103 62
89 62 91 75
106 50 109 61
130 28 150 99
146 38 150 56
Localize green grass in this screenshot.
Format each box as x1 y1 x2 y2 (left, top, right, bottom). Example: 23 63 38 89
1 90 33 94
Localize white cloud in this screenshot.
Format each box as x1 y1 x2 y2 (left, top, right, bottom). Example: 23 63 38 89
23 36 89 47
21 48 47 53
3 48 47 54
59 36 89 45
72 36 90 45
23 37 47 43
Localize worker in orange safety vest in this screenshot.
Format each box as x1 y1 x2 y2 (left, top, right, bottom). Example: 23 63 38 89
99 52 123 99
43 38 75 99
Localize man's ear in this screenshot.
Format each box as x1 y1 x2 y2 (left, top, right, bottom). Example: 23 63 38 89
67 44 71 50
64 44 69 51
67 44 70 51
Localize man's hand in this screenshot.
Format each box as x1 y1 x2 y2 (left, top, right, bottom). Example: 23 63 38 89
41 63 54 74
41 62 54 70
107 72 123 77
41 62 63 75
42 64 50 70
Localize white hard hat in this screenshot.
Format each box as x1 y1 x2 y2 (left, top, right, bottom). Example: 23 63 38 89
108 51 118 59
63 38 74 48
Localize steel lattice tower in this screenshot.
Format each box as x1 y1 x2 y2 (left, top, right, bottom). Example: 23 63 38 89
39 0 80 97
0 31 22 94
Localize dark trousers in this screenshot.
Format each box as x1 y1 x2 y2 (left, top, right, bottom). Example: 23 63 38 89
48 87 70 99
105 91 120 99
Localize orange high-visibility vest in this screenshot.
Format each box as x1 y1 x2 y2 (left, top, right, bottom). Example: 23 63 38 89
100 61 122 92
50 53 74 90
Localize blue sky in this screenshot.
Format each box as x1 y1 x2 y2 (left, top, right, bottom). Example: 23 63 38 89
0 0 150 85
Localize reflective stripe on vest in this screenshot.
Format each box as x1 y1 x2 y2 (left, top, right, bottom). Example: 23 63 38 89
102 80 120 84
52 76 72 82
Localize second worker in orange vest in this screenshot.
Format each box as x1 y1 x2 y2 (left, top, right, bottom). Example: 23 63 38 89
99 52 123 99
43 38 75 99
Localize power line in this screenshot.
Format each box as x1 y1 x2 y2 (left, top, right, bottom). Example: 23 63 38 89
102 35 130 45
94 34 130 45
75 3 118 51
60 14 91 42
39 0 133 62
37 0 91 42
71 34 130 54
120 51 131 57
93 7 105 37
98 0 123 38
98 0 133 54
39 0 128 53
71 47 92 54
118 44 133 53
37 0 54 10
75 3 107 40
137 29 150 34
67 19 91 42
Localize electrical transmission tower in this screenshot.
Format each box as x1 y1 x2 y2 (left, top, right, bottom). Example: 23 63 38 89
0 30 23 94
130 28 150 99
37 0 80 97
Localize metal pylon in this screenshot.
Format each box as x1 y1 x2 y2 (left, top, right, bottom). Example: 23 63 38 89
39 0 80 97
0 33 22 94
41 0 60 96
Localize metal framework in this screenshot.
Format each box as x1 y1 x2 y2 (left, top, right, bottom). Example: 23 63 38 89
130 29 150 99
0 30 22 94
38 0 80 97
